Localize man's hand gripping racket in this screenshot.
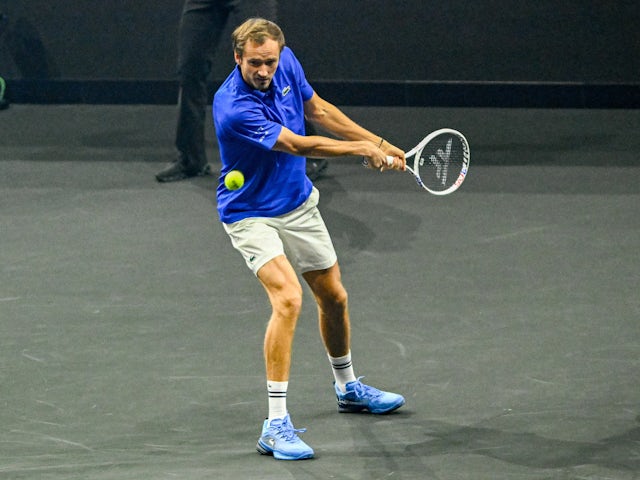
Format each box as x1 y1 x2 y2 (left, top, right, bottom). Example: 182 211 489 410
372 128 471 195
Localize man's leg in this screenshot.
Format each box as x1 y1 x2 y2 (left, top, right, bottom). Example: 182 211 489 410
257 255 303 383
255 255 314 460
303 263 405 414
302 263 350 358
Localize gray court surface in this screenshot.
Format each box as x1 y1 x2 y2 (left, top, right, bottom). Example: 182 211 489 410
1 104 639 479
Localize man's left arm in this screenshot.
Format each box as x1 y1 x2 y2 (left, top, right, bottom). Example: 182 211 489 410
272 92 404 170
303 92 404 161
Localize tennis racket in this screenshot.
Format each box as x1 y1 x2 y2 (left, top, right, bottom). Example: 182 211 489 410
388 128 470 195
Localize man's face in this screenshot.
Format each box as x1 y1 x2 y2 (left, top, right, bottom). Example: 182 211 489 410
235 38 280 92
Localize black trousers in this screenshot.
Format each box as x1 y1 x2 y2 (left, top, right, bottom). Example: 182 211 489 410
175 0 277 168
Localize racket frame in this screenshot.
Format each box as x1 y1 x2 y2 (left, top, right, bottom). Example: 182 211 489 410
405 128 470 195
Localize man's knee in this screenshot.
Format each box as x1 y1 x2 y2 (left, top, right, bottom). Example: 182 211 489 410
319 286 348 314
278 290 303 318
271 283 303 321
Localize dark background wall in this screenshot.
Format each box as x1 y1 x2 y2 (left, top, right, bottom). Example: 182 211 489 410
1 0 638 106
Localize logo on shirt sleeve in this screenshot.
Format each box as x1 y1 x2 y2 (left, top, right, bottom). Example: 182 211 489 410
254 126 269 143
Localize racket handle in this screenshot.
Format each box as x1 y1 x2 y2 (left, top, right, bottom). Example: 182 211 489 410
362 156 395 168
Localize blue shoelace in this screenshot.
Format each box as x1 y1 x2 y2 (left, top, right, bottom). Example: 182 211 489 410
270 416 307 441
348 377 382 399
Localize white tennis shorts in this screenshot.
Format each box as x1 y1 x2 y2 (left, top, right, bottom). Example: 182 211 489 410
222 187 338 276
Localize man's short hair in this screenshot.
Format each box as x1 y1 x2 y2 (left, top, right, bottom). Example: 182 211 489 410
232 18 286 57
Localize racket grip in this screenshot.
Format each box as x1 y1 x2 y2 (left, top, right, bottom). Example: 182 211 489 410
362 156 394 168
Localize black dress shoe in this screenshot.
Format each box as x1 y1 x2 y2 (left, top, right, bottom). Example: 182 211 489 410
156 162 212 182
306 158 328 181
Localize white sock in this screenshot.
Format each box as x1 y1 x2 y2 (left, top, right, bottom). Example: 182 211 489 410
328 351 357 393
267 380 288 421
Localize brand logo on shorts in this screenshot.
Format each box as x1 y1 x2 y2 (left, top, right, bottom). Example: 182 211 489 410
249 255 256 263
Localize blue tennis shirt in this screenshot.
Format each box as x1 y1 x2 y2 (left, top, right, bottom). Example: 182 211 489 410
213 47 315 223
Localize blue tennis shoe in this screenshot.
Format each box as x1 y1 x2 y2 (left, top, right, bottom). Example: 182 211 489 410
256 414 314 460
335 377 405 414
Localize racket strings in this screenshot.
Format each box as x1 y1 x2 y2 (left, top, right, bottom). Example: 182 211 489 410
416 134 468 194
424 137 453 186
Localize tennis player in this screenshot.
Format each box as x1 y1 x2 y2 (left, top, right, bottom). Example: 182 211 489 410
213 18 406 461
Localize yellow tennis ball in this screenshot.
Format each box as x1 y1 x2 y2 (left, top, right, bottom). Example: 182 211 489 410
224 170 244 190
